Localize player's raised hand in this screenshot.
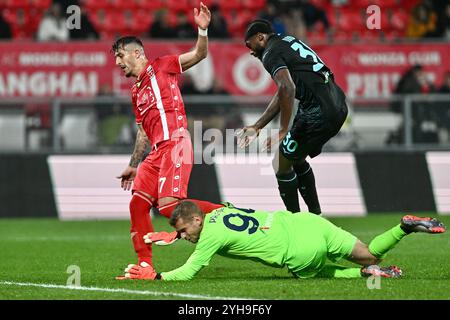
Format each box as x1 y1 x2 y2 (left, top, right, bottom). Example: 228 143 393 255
236 125 261 148
116 166 137 191
194 2 211 30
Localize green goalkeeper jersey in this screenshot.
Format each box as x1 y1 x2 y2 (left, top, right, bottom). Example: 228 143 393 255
161 206 297 281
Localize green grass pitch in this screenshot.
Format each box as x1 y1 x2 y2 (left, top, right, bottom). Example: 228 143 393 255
0 214 449 300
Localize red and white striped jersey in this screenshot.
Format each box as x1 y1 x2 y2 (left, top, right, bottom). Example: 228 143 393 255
131 55 188 148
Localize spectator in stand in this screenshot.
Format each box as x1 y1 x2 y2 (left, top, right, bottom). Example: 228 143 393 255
435 1 450 40
259 2 287 34
181 73 202 95
148 9 176 39
95 83 133 147
208 4 230 39
387 65 438 144
286 8 308 40
70 11 99 40
296 0 330 32
0 13 12 39
406 1 438 39
53 0 79 12
36 2 69 41
440 72 450 93
436 71 450 139
174 11 197 39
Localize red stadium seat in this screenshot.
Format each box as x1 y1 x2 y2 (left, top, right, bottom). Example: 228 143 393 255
332 30 352 42
3 8 33 39
242 0 266 11
133 0 163 11
359 29 382 42
134 10 153 28
4 0 30 9
351 0 382 9
187 0 214 8
104 11 124 33
309 0 331 9
334 9 364 32
383 29 402 42
389 9 408 31
166 0 190 12
29 0 52 9
81 0 116 10
224 10 252 38
307 29 328 43
219 0 242 12
115 0 138 10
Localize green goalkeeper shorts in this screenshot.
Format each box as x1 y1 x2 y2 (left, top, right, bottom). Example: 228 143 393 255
281 212 357 279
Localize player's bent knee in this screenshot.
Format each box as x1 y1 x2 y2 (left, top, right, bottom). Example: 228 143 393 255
349 240 380 265
158 198 181 219
159 196 180 207
130 192 154 212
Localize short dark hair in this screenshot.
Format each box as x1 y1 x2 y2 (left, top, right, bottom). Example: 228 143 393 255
244 19 274 41
111 36 144 54
169 201 203 227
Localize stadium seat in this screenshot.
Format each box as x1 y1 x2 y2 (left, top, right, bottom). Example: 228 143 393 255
307 29 328 43
115 0 138 10
2 8 34 39
242 0 266 11
134 10 153 31
389 9 408 32
133 0 164 11
29 0 52 9
382 29 401 42
219 0 242 12
332 30 352 42
81 0 116 10
351 0 383 9
187 0 214 8
166 0 190 12
5 0 29 9
333 9 364 32
359 29 382 42
224 10 253 38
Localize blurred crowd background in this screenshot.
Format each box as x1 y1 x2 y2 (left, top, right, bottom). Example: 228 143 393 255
0 0 449 153
1 0 449 42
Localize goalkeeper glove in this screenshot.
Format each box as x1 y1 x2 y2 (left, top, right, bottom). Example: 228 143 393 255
123 262 162 280
143 231 180 246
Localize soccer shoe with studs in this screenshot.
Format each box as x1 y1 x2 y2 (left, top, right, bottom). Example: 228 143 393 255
361 265 403 278
143 231 180 246
401 215 446 234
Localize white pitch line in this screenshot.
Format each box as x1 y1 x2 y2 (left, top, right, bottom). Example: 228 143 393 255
0 281 253 300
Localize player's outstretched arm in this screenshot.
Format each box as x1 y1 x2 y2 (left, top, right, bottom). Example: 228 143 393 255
237 70 295 149
272 69 295 136
261 69 296 150
116 125 149 191
179 2 211 72
236 93 280 148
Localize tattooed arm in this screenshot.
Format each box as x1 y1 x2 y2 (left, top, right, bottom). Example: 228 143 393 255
117 124 150 191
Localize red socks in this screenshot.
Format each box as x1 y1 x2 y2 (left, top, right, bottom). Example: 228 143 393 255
158 198 224 218
129 192 154 265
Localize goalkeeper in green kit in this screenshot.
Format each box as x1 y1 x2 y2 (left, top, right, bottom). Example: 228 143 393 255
122 201 446 281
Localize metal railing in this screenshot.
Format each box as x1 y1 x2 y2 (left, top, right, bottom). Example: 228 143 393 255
0 94 449 153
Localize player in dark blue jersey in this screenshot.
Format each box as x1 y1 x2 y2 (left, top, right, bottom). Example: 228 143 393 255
237 19 348 214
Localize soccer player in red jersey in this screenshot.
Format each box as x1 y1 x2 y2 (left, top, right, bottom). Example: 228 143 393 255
112 2 221 279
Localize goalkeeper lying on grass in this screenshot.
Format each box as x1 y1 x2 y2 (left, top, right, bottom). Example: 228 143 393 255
121 201 446 281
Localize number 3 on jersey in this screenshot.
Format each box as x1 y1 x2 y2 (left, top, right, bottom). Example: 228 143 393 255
290 41 324 72
223 213 259 235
